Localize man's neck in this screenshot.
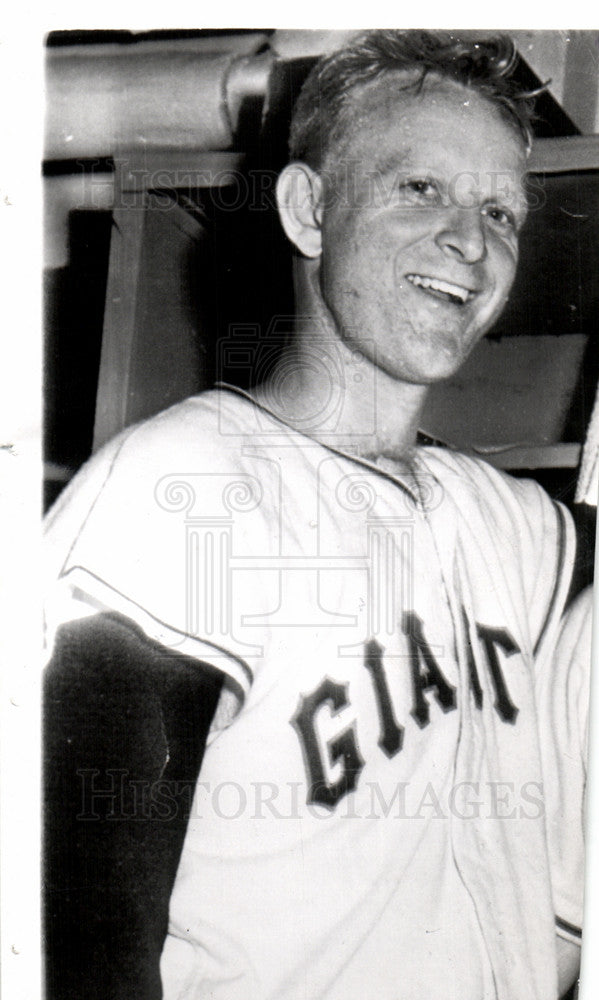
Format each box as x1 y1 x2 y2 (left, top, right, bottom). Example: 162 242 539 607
252 258 429 462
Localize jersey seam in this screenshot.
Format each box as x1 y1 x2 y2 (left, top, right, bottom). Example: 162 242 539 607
555 914 582 939
58 564 254 687
533 502 567 659
57 431 136 578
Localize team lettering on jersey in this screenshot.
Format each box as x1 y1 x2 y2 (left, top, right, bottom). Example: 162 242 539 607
291 610 520 809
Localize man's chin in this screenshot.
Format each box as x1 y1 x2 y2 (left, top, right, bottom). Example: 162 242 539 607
405 335 480 385
375 355 470 388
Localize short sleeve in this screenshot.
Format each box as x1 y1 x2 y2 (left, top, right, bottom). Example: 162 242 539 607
536 587 593 942
44 398 278 701
415 448 576 663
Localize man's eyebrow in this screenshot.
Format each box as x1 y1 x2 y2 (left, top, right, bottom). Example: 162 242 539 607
515 199 530 229
369 150 412 176
501 182 529 220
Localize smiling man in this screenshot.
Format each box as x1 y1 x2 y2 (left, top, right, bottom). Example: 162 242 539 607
44 30 586 1000
259 36 529 457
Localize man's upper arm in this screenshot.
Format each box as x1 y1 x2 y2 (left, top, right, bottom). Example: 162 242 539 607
44 611 224 1000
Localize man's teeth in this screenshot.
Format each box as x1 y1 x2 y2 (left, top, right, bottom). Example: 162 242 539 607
406 274 473 304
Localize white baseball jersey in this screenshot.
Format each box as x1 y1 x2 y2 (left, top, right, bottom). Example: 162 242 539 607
45 387 577 1000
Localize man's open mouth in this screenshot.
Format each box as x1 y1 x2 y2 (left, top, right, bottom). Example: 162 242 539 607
406 273 475 305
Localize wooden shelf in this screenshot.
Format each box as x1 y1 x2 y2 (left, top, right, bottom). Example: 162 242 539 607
468 442 582 470
528 136 599 174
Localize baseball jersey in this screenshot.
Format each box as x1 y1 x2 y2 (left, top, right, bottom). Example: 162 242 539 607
44 387 576 1000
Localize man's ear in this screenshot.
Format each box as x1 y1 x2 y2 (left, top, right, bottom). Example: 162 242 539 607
276 162 323 259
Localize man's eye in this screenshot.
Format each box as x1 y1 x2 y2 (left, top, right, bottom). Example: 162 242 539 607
482 205 517 230
400 178 439 201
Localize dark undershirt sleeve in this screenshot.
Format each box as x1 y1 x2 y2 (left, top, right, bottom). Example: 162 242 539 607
43 611 224 1000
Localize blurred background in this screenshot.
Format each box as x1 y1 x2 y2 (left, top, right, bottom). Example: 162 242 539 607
43 28 599 593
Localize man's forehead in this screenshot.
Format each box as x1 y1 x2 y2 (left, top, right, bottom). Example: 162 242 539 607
333 72 527 180
344 71 517 142
345 70 470 124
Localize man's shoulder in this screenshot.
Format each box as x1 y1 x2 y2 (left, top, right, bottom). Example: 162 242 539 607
84 388 271 481
45 390 269 540
122 388 259 451
415 445 563 531
416 447 575 617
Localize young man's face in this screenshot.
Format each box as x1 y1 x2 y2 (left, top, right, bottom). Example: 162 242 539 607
318 74 529 385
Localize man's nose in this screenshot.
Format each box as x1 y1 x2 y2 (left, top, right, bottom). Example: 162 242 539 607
434 208 486 264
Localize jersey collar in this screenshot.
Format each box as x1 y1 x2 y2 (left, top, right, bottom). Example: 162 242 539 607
213 381 440 509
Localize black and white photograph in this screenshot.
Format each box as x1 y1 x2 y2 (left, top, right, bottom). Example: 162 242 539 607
32 23 599 1000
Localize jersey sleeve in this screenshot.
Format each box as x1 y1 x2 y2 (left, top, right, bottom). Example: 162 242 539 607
44 401 276 709
536 587 593 944
507 475 575 671
417 448 576 663
491 462 575 664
